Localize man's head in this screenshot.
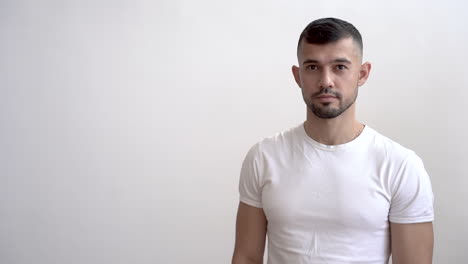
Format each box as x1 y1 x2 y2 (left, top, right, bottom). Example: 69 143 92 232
297 17 363 60
292 18 371 119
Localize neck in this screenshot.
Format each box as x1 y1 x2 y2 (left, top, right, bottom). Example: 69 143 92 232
303 106 364 145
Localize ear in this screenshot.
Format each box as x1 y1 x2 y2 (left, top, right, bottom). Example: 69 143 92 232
357 62 372 86
292 65 302 88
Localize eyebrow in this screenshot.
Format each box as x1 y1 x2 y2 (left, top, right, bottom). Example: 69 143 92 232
302 58 352 65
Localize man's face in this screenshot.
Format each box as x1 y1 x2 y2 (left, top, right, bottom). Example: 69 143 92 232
292 37 370 119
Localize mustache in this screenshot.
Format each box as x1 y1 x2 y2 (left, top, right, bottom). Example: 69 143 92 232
312 87 342 99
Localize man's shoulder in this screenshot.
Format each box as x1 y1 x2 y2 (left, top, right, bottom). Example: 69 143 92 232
256 123 302 147
245 123 303 156
366 126 417 162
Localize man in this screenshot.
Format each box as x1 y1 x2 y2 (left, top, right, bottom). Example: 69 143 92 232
232 18 434 264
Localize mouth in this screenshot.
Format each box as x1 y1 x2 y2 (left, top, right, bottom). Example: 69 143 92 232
316 95 338 102
316 95 337 99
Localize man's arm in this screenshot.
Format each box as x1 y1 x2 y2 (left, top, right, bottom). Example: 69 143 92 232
390 222 434 264
232 202 267 264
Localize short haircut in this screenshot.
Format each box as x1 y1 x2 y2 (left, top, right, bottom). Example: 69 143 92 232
297 17 363 56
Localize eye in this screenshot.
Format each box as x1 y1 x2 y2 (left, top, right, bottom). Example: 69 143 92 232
306 65 318 70
336 65 347 70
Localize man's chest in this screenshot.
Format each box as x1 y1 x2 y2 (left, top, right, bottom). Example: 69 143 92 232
260 155 392 232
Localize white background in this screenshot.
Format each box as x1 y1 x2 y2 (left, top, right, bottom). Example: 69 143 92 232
1 0 467 263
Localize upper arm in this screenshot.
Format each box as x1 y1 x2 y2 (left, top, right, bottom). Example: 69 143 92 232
389 153 434 224
232 202 267 264
390 221 434 264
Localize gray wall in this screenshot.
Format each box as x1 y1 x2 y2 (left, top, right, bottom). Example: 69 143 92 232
1 0 467 263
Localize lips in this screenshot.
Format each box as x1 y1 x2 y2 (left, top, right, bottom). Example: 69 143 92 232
317 95 337 99
316 95 338 100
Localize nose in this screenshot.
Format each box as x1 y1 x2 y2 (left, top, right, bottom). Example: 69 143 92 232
318 69 334 88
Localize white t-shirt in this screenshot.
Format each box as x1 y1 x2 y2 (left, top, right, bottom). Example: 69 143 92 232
239 123 434 264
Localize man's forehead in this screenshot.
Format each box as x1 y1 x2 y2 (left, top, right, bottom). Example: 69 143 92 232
302 57 353 66
297 37 362 62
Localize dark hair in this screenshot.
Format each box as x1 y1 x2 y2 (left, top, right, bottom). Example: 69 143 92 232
297 17 363 55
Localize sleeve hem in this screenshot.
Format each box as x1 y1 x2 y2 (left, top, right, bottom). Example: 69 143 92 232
389 215 434 224
240 197 262 208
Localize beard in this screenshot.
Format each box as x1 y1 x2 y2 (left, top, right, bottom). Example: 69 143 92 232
304 87 358 119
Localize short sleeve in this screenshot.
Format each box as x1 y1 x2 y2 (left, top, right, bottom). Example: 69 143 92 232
389 152 434 223
238 143 263 208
